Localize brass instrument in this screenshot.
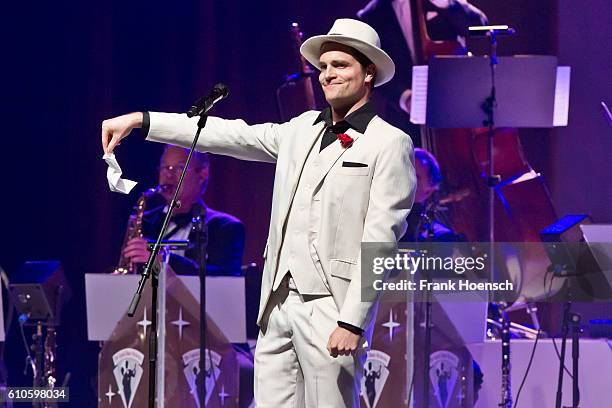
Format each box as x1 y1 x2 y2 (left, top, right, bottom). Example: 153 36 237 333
31 323 58 408
43 326 57 389
499 304 512 408
40 326 58 408
113 187 163 274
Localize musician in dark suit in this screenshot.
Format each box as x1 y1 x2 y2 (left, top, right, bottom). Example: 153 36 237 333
400 147 462 242
358 0 488 141
122 145 245 276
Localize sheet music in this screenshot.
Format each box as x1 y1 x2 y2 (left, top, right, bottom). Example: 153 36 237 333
410 65 429 125
553 66 571 127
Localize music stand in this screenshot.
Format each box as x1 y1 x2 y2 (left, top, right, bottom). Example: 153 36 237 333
581 224 612 287
411 56 570 128
541 220 612 408
8 261 69 326
411 55 570 279
411 55 570 254
8 284 54 323
410 54 570 408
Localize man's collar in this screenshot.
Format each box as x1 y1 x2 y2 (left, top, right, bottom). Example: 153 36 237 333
313 101 376 134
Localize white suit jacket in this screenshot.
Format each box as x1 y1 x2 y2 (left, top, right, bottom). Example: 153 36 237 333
147 109 416 330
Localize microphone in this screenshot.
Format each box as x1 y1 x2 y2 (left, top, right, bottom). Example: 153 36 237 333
186 83 229 118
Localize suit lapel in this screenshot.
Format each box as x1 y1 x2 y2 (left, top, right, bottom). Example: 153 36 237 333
312 128 363 191
278 122 325 229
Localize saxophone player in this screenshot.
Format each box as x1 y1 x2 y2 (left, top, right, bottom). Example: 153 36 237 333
121 145 246 276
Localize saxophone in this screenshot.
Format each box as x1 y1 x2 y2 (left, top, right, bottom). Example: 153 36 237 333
43 326 57 389
31 324 57 408
41 326 58 408
113 187 163 274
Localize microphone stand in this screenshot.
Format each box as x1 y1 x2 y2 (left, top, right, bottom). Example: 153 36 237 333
416 206 435 408
127 114 210 408
481 29 513 408
422 273 433 408
192 203 210 407
481 29 500 246
555 281 582 408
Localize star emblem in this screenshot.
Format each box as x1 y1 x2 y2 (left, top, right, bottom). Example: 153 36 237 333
218 384 230 405
105 384 116 404
171 307 190 340
382 308 401 341
137 307 152 337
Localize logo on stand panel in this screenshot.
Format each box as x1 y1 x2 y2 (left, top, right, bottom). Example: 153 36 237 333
112 348 144 408
360 350 391 408
429 350 459 408
182 348 222 407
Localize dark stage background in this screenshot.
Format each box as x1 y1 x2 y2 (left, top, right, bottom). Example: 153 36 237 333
1 0 610 405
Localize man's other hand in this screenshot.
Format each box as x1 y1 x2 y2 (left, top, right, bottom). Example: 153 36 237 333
101 112 143 154
327 326 361 358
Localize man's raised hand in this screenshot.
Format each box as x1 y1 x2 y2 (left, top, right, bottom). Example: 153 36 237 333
101 112 144 154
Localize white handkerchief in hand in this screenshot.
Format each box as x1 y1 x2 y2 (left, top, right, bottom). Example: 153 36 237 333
103 153 137 194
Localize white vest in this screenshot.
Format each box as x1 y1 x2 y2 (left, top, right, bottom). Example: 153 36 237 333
272 134 339 294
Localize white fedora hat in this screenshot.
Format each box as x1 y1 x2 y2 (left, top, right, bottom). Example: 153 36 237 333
300 18 395 87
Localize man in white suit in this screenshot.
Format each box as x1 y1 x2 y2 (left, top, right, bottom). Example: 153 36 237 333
102 19 415 407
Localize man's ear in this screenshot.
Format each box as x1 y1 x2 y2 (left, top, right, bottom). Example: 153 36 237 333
365 64 376 85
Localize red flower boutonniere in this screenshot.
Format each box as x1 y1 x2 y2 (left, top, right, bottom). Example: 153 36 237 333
337 133 354 149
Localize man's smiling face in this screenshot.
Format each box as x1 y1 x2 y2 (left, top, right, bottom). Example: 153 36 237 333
318 42 375 111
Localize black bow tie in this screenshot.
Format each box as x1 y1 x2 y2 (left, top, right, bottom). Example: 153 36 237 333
329 122 351 134
321 122 351 152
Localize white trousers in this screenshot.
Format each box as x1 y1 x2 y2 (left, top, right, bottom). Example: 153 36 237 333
254 284 367 407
